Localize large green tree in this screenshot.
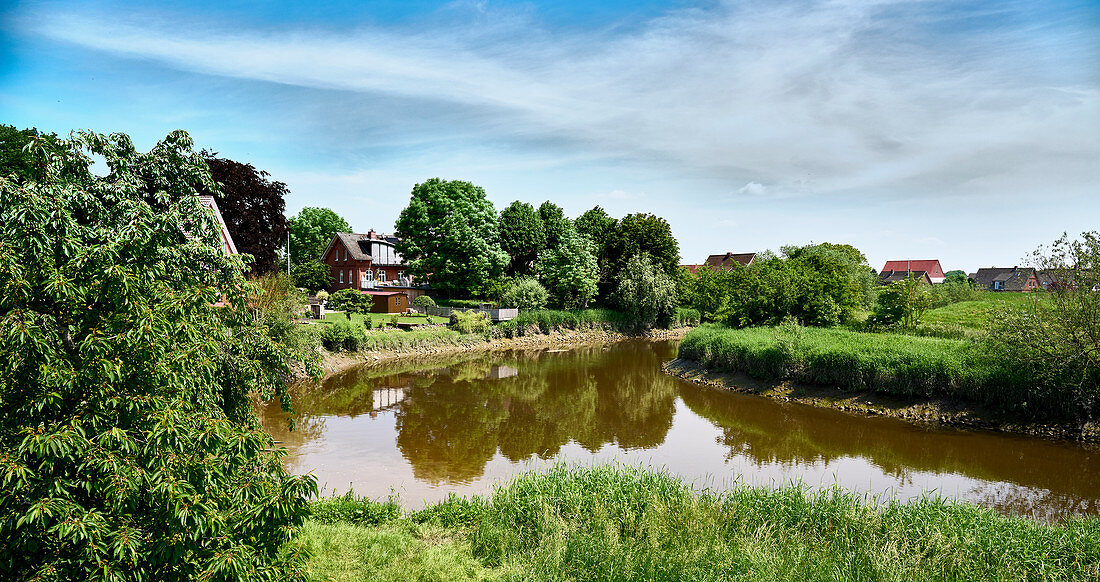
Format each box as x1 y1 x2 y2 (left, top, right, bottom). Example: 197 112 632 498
575 206 618 287
288 206 352 264
536 226 599 309
538 201 571 250
394 178 509 297
200 152 289 275
0 130 315 580
613 255 678 329
499 201 546 276
613 213 681 280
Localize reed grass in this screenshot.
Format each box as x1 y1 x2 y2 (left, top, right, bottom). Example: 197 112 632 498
676 324 1080 418
300 465 1100 581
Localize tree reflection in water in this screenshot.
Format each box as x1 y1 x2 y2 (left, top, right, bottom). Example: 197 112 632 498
394 343 677 484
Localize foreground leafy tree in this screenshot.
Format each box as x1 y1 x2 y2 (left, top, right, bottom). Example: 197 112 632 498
395 178 508 297
0 125 62 183
0 131 316 580
869 275 932 327
288 206 352 264
200 151 289 275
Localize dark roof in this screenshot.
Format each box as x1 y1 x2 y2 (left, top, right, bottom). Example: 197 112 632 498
878 270 931 285
363 291 404 296
972 267 1036 291
326 232 403 264
703 252 755 270
881 260 943 279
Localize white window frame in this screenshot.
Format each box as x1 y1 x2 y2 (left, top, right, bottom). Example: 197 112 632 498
339 270 344 283
377 269 387 283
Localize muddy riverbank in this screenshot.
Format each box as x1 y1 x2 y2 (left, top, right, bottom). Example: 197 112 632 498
663 357 1100 444
314 327 693 379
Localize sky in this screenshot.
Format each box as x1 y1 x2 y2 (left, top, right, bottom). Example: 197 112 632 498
2 0 1097 273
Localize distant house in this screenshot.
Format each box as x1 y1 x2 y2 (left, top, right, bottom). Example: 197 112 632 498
703 252 756 271
970 267 1040 292
681 264 703 276
322 230 427 307
878 270 933 286
880 260 945 284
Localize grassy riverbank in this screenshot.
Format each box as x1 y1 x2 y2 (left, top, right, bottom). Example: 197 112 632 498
315 307 699 354
676 323 1099 423
297 465 1100 581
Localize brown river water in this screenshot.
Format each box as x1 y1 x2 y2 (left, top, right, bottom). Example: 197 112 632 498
259 339 1100 521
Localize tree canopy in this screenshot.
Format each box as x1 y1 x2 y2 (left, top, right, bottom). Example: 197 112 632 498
536 226 599 309
499 201 546 276
0 130 315 579
200 151 289 274
394 178 509 297
614 213 681 280
0 124 61 183
288 206 352 264
538 201 570 250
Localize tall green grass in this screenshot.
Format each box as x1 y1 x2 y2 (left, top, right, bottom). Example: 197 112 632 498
319 319 483 352
300 465 1100 581
676 324 1085 419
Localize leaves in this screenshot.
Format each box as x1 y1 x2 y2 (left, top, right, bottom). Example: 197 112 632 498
0 130 316 581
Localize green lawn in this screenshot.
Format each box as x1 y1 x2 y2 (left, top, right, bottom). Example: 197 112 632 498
319 311 439 327
923 291 1047 330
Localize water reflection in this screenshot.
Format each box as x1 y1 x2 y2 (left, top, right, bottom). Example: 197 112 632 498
259 340 1100 520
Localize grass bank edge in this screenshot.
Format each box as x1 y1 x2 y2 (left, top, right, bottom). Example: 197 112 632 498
677 323 1095 422
298 465 1100 582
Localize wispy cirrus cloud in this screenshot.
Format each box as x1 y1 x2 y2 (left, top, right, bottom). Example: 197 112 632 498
23 0 1100 202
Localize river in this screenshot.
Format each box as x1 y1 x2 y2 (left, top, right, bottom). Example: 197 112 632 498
259 339 1100 521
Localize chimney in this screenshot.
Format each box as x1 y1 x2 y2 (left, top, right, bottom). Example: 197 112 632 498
368 229 377 240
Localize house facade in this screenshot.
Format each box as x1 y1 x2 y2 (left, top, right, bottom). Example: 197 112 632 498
971 267 1040 292
880 260 945 284
323 230 410 291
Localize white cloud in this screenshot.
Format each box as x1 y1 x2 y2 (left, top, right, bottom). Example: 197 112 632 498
23 0 1099 205
734 182 767 197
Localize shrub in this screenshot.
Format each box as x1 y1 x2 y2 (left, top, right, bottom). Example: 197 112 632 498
500 277 549 310
319 318 367 351
613 255 677 329
870 277 932 327
413 294 437 308
671 307 701 328
450 309 491 335
315 289 330 302
327 287 371 314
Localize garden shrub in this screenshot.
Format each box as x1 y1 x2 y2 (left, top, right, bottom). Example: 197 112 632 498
450 309 491 335
319 318 367 351
413 294 437 308
500 277 549 310
327 287 371 314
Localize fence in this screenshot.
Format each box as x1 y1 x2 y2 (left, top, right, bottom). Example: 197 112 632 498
409 305 519 322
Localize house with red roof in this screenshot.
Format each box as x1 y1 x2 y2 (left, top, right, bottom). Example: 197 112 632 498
879 260 945 284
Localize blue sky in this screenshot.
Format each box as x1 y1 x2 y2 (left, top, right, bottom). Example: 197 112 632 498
3 0 1098 272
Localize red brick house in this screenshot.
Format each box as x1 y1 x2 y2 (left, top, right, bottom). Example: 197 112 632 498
324 230 410 291
322 231 427 310
880 260 945 284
